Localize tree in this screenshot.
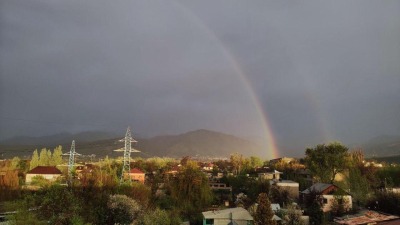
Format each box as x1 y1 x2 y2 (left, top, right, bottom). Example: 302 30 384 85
270 186 291 207
170 161 212 222
305 142 350 183
138 208 173 225
247 179 271 202
307 200 324 225
39 148 49 166
47 149 53 166
283 205 305 225
11 157 21 169
250 156 263 168
230 153 244 175
52 146 63 166
254 193 276 225
108 194 142 224
30 149 39 170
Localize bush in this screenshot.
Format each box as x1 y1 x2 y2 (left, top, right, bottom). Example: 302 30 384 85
107 194 142 224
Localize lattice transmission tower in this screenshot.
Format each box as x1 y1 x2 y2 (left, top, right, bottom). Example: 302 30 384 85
114 126 140 185
63 140 81 181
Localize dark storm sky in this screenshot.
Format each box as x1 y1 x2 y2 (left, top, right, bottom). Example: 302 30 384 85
1 1 399 155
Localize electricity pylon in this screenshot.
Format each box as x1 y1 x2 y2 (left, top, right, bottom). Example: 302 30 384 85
62 140 81 181
113 126 140 185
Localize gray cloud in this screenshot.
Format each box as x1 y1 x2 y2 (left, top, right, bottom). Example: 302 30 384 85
1 0 399 156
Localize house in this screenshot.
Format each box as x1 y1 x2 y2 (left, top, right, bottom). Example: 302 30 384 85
125 168 145 184
202 207 253 225
271 203 281 213
209 182 232 192
301 183 352 212
258 170 282 180
203 163 214 171
26 166 62 184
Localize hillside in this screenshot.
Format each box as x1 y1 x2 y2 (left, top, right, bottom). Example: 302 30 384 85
358 135 400 157
0 129 266 159
138 129 265 157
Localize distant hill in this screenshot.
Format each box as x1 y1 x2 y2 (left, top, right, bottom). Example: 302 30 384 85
0 129 267 159
354 135 400 157
138 129 266 158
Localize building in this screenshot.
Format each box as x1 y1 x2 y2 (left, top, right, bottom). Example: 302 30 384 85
301 183 352 212
258 170 282 180
25 166 62 184
202 207 253 225
203 163 214 171
125 168 145 184
209 182 232 192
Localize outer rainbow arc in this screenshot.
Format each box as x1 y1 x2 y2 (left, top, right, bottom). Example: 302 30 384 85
173 1 279 159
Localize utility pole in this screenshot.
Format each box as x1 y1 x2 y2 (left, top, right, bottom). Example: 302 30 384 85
114 126 140 185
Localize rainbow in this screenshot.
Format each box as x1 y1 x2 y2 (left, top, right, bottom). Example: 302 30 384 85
173 1 280 158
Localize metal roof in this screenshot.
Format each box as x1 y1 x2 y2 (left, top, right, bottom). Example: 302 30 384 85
202 207 253 220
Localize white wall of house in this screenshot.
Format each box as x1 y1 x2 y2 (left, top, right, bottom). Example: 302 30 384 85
26 174 61 184
321 195 352 212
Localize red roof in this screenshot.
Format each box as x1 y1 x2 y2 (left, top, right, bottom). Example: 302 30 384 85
27 166 62 175
129 168 144 174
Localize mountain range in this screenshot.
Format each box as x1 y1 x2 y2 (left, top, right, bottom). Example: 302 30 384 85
1 130 399 159
0 129 266 159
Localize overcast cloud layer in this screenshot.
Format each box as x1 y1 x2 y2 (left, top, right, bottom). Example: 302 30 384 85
1 1 399 156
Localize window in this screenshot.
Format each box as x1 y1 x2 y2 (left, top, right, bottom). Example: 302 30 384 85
205 219 214 225
323 198 328 204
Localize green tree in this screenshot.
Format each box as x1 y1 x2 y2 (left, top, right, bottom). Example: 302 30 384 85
30 149 40 170
250 156 263 168
139 208 173 225
107 194 142 224
52 145 63 166
47 149 53 166
11 157 21 169
254 193 276 225
307 200 324 224
283 205 305 225
170 161 212 221
305 142 350 183
39 148 49 166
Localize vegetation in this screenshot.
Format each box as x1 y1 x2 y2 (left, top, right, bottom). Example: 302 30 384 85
254 193 275 225
1 140 400 224
305 142 350 183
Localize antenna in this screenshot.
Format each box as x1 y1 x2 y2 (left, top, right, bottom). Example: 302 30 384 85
113 126 140 185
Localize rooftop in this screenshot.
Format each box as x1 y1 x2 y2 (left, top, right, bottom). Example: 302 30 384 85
301 183 336 194
128 168 144 174
334 210 400 224
27 166 62 175
202 207 253 220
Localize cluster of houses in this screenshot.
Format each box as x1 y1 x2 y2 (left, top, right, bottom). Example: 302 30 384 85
12 156 400 224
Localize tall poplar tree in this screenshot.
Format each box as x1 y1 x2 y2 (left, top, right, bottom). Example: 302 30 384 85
47 149 53 166
30 149 40 170
52 145 63 166
39 148 49 166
